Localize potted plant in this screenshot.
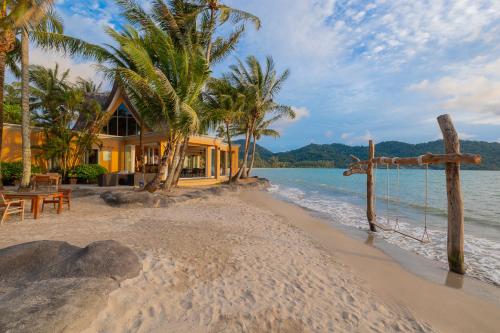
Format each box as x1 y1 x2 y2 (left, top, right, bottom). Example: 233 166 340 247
67 170 78 185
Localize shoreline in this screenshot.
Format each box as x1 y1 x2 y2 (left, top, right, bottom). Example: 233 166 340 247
0 185 499 332
241 189 500 333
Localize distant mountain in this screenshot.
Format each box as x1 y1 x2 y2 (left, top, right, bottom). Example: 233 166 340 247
234 139 500 170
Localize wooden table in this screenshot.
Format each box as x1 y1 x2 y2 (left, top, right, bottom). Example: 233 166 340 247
3 192 63 220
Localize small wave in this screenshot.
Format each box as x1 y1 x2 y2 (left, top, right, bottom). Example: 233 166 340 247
268 184 500 286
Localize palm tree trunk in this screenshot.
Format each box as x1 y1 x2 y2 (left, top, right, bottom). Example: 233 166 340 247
140 122 145 186
236 122 254 180
248 134 257 177
172 136 189 188
162 139 182 191
226 122 233 184
0 52 5 189
21 29 31 188
145 142 172 193
205 8 216 64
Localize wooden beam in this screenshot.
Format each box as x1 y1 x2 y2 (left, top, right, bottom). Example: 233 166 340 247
438 114 465 274
349 153 480 168
366 140 376 232
343 168 367 176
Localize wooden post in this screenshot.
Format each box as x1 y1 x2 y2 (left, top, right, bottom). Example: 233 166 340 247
438 114 465 274
366 140 377 232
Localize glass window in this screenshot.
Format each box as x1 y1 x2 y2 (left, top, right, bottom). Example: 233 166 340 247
101 103 139 136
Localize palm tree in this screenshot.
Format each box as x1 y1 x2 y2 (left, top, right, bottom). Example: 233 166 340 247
228 56 294 180
186 0 260 63
204 76 245 183
247 115 281 177
30 64 105 177
19 1 62 188
0 0 19 187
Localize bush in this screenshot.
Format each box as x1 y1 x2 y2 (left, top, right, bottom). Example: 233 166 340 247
0 162 43 185
71 164 108 183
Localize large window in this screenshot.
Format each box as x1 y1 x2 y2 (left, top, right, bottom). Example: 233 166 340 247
102 103 139 136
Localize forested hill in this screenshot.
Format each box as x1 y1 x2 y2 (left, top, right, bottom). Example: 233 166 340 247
234 139 500 170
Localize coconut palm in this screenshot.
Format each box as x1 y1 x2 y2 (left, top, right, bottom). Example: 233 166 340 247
247 115 281 177
185 0 260 63
204 76 245 183
0 0 62 187
228 56 294 180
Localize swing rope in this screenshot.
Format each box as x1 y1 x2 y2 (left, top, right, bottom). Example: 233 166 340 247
421 163 430 242
370 156 430 243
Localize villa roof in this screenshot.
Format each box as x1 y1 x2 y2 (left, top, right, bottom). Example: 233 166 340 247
73 83 147 131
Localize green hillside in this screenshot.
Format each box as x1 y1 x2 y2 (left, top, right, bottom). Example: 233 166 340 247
235 139 500 170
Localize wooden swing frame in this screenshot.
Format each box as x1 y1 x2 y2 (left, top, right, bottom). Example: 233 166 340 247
343 114 482 274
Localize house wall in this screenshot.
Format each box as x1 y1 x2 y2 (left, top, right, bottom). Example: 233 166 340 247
1 124 49 169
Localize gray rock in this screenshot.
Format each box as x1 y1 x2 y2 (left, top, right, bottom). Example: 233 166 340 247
101 190 173 208
0 240 141 333
100 177 271 208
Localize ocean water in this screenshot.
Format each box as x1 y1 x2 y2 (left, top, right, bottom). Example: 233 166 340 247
252 168 500 286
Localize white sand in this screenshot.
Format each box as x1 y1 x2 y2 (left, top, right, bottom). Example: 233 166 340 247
0 189 496 332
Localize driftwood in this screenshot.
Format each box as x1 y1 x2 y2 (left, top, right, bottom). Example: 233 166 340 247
342 114 480 275
438 115 465 274
348 152 481 168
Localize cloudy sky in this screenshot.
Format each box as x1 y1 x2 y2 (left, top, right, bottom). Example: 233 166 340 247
33 0 500 151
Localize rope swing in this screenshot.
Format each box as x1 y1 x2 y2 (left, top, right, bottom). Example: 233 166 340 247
373 157 431 243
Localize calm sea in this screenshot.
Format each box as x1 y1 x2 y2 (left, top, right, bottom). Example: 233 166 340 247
252 168 500 286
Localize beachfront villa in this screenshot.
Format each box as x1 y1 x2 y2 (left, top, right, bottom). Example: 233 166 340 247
1 85 239 187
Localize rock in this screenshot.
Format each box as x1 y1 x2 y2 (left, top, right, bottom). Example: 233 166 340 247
100 177 271 208
101 190 174 208
0 240 141 333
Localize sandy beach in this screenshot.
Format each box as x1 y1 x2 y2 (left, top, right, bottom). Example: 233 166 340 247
0 187 499 332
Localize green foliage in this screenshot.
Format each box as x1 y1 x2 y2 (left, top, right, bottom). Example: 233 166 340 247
3 103 22 124
238 140 500 170
70 164 107 183
0 162 42 185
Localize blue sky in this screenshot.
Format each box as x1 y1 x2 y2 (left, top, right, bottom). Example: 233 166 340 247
35 0 500 151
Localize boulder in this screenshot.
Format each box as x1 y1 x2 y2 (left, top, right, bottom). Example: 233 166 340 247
101 190 173 208
0 240 141 333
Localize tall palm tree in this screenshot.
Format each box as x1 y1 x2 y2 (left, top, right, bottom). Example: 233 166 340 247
186 0 260 63
247 115 281 177
19 1 62 187
0 0 19 187
228 56 294 180
204 76 245 183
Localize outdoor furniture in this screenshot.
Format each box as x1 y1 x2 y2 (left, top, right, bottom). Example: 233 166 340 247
43 188 72 211
3 192 63 220
32 174 61 192
0 194 25 224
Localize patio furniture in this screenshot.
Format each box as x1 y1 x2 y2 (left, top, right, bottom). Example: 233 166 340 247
0 194 25 224
43 188 72 211
32 174 61 192
3 192 63 220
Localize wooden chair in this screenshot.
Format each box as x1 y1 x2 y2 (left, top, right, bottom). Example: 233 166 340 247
33 175 60 193
43 188 72 211
0 194 25 225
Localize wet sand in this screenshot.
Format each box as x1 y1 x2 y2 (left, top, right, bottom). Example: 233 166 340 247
241 190 500 333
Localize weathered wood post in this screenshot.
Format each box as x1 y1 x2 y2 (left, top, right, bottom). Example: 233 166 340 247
366 140 376 232
438 114 465 274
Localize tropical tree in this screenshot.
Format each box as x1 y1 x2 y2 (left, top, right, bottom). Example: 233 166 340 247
247 115 281 177
228 55 294 180
204 76 245 183
30 64 104 177
186 0 260 63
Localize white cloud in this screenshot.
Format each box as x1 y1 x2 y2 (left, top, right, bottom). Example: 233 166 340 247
30 48 102 83
340 130 373 145
324 130 333 138
408 57 500 125
459 132 476 140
